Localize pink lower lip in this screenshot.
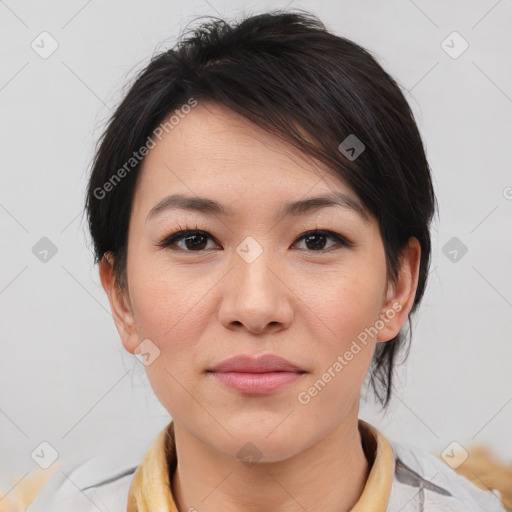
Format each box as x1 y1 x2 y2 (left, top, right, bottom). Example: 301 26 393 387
210 371 303 395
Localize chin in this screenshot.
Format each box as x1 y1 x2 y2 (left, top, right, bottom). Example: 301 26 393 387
227 438 302 465
214 426 305 464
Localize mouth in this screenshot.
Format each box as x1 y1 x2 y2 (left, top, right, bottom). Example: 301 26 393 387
206 353 307 395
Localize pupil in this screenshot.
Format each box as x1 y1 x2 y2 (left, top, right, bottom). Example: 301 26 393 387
306 234 326 250
186 234 207 250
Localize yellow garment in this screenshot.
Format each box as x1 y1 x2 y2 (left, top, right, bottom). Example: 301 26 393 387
127 419 396 512
0 464 59 512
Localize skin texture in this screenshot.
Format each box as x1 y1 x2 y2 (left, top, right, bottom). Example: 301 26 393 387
99 101 421 512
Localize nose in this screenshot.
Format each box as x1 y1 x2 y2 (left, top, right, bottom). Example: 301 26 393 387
218 249 293 335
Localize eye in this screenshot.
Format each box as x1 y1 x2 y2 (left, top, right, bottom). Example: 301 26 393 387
155 225 353 253
293 230 352 251
155 226 219 252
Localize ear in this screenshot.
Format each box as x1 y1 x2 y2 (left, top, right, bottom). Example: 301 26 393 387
376 237 421 342
98 252 139 354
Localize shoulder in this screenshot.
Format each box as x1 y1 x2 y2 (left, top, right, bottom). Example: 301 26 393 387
386 439 507 512
25 452 138 512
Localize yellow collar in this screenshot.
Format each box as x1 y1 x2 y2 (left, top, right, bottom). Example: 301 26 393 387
127 419 395 512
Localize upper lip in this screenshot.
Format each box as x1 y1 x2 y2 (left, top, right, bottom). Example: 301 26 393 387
208 354 306 373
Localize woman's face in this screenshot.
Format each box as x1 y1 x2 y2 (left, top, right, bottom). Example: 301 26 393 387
101 101 418 462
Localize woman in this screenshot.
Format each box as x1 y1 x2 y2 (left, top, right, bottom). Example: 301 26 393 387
24 9 506 512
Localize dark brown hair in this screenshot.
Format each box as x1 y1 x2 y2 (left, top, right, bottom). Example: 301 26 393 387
84 9 437 408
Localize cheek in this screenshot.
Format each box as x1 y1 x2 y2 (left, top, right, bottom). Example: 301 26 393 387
128 241 211 328
127 266 211 416
127 257 222 381
309 286 379 380
301 263 386 343
296 279 382 413
294 257 386 395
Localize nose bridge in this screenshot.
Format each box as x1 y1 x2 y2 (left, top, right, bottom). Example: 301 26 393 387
218 235 292 333
233 236 278 300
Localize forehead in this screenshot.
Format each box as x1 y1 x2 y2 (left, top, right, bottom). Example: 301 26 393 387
131 102 364 221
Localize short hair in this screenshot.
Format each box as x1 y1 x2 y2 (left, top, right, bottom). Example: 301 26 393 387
84 9 437 409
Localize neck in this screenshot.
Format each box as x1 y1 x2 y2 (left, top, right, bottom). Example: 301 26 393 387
171 408 371 512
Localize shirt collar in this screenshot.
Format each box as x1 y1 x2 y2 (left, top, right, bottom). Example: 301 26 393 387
127 419 395 512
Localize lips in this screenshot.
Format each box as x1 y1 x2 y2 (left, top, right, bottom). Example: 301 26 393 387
208 354 306 374
207 354 306 395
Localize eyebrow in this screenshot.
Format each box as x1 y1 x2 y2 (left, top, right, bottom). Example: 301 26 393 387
146 192 370 223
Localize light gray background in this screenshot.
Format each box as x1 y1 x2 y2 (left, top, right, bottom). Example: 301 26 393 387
1 0 511 494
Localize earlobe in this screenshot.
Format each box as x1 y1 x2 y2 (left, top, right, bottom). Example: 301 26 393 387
376 237 421 342
98 253 139 354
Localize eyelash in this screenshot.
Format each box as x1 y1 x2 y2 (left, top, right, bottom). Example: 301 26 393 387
155 223 354 252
